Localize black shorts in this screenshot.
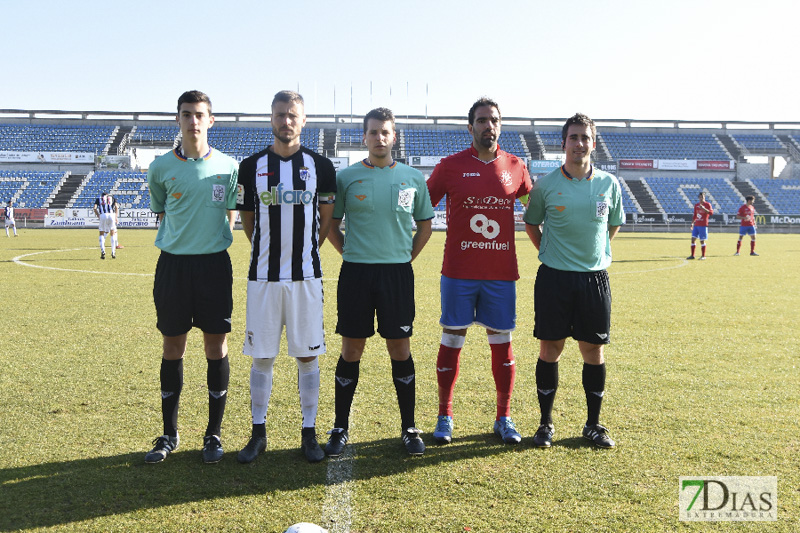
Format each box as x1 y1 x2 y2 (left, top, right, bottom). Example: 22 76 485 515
153 250 233 336
533 264 612 345
336 261 415 339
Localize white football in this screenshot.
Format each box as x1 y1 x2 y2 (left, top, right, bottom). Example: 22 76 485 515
284 523 328 533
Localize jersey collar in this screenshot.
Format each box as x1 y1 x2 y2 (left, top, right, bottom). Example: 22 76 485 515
360 158 397 169
561 165 594 181
173 147 213 161
469 144 502 164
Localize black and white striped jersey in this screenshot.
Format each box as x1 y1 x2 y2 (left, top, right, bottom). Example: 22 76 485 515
237 146 336 282
94 195 116 214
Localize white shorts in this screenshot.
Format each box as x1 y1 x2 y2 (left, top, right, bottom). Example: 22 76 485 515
243 278 326 358
4 219 14 227
98 213 116 233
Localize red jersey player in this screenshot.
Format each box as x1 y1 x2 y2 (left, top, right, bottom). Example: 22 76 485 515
735 195 758 256
688 191 713 260
426 97 532 445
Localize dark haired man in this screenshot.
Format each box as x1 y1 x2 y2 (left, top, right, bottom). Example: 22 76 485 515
145 90 239 464
688 191 713 260
524 112 624 449
325 107 434 456
4 199 17 237
93 192 118 259
735 195 758 256
236 90 336 464
426 97 532 445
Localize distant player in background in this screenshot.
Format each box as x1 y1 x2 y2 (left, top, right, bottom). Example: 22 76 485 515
4 199 17 237
109 194 123 249
735 195 758 256
93 192 117 258
687 191 713 260
325 107 433 457
425 97 532 446
235 90 337 464
524 113 624 449
144 90 239 464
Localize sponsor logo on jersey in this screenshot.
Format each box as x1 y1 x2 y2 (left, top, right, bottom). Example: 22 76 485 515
461 213 510 251
462 172 481 177
171 192 182 200
259 183 314 206
463 195 514 210
355 194 367 201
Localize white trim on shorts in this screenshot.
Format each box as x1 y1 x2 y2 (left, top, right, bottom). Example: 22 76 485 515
243 278 326 358
98 213 116 233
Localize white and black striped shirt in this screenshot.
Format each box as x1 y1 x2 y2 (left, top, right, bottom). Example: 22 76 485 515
94 195 116 215
237 146 336 282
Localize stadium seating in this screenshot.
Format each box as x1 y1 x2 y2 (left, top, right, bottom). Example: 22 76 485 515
207 127 322 158
404 129 527 158
128 126 323 159
643 176 742 214
731 134 785 153
0 170 67 208
618 181 640 214
130 125 178 144
600 132 730 161
0 124 115 154
751 178 800 214
70 170 150 209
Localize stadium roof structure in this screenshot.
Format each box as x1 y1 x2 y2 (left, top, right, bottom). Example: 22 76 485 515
3 108 800 131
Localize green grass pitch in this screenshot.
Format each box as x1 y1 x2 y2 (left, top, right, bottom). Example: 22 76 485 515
0 229 797 532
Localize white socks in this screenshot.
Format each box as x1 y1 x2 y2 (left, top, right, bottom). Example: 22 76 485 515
297 358 320 429
249 357 275 424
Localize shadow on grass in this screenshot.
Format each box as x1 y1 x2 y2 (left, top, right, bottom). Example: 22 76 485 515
0 432 523 531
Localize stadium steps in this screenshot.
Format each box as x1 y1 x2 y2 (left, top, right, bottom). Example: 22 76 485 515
522 132 543 160
50 174 86 209
596 137 613 160
775 134 800 164
731 180 777 215
109 126 133 155
322 128 337 158
717 134 744 161
624 178 661 213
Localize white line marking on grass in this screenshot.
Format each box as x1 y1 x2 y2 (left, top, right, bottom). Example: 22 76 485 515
322 445 354 533
609 258 690 275
12 248 153 276
517 258 690 279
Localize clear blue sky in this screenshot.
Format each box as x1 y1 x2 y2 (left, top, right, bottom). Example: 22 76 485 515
2 0 797 122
